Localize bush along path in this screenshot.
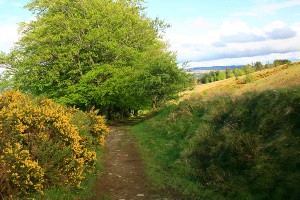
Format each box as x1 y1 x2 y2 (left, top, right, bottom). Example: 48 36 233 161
88 124 172 200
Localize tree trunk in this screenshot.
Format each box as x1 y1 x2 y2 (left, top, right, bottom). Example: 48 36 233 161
107 107 112 121
134 110 139 117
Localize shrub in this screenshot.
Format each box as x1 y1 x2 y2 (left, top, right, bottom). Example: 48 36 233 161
233 68 245 77
243 74 256 83
0 89 109 198
0 142 44 196
184 89 300 199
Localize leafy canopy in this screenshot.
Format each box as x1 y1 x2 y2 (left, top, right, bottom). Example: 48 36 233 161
2 0 191 116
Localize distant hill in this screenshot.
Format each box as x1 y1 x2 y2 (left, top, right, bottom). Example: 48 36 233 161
186 65 243 72
181 62 300 100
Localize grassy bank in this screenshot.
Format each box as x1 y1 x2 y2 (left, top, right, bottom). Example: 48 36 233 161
131 87 300 199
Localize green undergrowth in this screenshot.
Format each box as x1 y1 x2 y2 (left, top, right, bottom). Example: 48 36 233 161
131 87 300 200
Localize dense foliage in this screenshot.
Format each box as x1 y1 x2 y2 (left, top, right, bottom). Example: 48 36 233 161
1 0 191 119
132 87 300 199
273 59 291 67
0 89 109 198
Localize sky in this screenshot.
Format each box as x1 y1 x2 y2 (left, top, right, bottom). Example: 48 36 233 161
0 0 300 68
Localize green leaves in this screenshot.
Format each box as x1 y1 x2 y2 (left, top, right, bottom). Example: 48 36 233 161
3 0 191 118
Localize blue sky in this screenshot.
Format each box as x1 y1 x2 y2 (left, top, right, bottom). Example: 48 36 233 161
1 0 300 67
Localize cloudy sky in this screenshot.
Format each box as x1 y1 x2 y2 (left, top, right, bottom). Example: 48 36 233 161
0 0 300 67
145 0 300 67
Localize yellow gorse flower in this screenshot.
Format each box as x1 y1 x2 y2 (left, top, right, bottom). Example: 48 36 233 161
0 89 109 198
0 142 44 195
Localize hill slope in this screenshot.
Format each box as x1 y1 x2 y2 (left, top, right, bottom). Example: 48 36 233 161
182 62 300 100
131 62 300 199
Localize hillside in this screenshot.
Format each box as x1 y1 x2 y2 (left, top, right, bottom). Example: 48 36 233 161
185 65 243 74
182 62 300 100
131 62 300 199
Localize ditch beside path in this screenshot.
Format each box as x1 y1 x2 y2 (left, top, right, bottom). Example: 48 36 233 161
88 125 172 200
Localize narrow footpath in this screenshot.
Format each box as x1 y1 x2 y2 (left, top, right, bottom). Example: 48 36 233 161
88 125 170 200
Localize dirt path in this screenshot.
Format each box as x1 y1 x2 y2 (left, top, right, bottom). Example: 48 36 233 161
88 125 168 200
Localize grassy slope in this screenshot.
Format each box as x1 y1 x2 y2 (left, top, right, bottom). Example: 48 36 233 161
181 62 300 100
131 63 300 199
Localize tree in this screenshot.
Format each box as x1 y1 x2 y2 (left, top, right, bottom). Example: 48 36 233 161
232 68 245 77
217 71 226 81
264 63 273 69
136 47 191 108
0 52 13 92
2 0 191 118
199 73 210 84
225 67 231 79
254 61 263 71
241 64 255 74
273 59 291 67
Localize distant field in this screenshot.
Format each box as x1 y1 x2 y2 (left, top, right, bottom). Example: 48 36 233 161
186 70 220 74
181 62 300 100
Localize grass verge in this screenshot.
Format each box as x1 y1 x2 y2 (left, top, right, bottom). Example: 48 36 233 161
131 87 300 200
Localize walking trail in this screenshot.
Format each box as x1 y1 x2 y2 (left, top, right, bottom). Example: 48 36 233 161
88 124 172 200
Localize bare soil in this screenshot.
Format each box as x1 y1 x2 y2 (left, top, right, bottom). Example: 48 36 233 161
88 125 171 200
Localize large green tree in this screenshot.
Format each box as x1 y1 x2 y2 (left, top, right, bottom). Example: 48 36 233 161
2 0 191 118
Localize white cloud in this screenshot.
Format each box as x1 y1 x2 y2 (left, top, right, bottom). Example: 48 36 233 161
186 16 213 29
259 0 300 14
233 0 300 16
263 21 286 30
267 27 296 40
291 22 300 32
166 18 300 65
187 51 300 67
219 20 251 36
0 12 35 53
0 23 19 52
211 21 297 45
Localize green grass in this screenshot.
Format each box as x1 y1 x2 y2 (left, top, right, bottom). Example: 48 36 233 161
131 87 300 200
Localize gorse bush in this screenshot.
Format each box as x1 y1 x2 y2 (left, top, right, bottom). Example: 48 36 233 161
1 142 45 196
0 89 109 198
243 73 256 83
133 87 300 199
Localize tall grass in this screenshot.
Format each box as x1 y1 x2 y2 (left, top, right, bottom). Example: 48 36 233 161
131 87 300 199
